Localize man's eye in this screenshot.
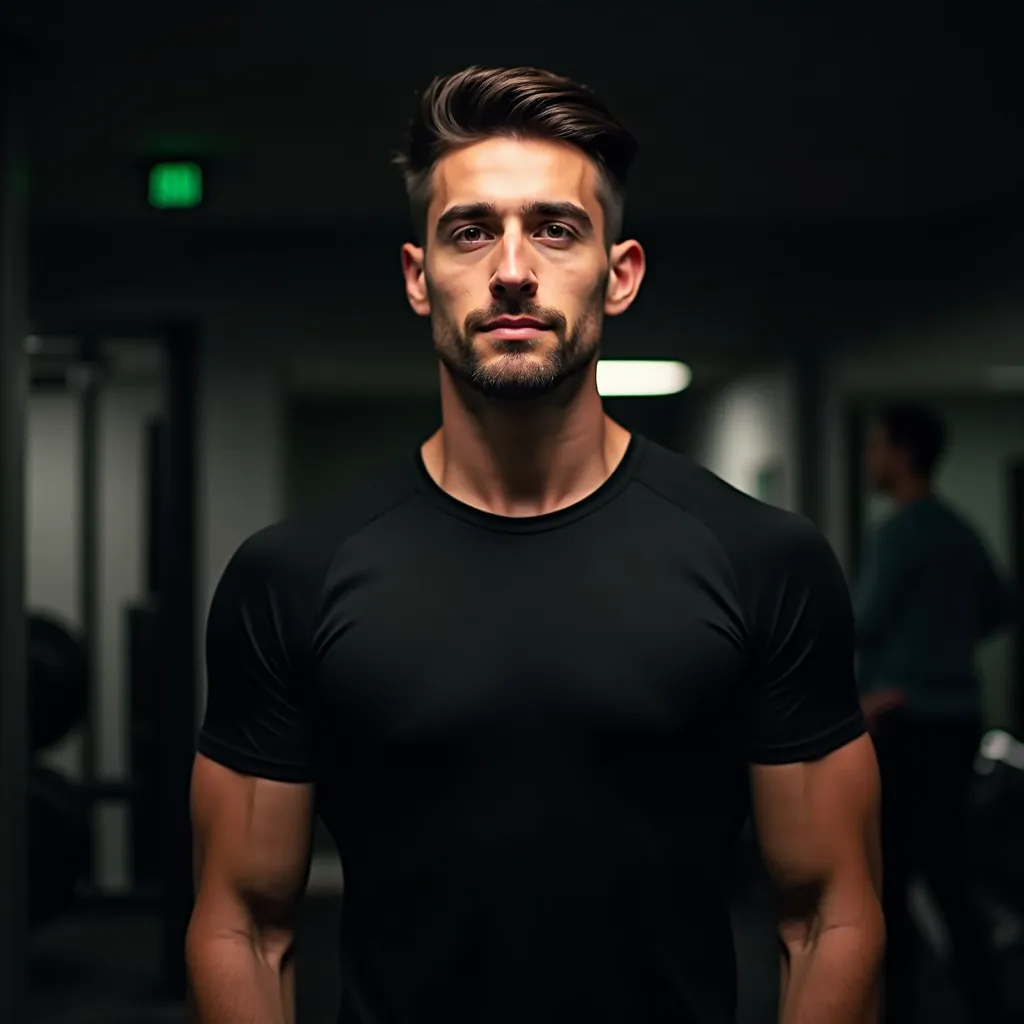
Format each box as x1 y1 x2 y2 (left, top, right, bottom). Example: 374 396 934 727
541 223 572 240
454 226 488 243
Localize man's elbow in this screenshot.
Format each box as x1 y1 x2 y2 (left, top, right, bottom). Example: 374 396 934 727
186 894 297 975
836 890 885 954
783 887 886 966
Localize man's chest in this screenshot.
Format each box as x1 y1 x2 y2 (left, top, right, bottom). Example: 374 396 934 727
309 525 752 749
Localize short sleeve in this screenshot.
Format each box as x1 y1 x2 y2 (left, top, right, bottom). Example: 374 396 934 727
744 517 867 765
197 525 321 783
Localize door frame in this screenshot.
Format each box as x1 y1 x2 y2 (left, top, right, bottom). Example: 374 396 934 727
1009 459 1024 735
25 319 199 1001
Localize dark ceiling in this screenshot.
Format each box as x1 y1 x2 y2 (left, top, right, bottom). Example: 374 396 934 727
5 3 1022 229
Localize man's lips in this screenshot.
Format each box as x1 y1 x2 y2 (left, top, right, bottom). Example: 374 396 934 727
481 317 550 339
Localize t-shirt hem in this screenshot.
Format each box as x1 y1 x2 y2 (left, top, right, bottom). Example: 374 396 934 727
747 711 868 765
197 732 318 783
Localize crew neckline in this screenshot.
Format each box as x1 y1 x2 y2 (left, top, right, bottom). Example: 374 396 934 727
412 434 644 534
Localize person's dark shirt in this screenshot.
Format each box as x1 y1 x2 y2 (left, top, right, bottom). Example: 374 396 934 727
199 435 865 1024
854 495 1012 720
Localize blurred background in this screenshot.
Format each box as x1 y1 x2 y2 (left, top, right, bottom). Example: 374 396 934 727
1 4 1023 1023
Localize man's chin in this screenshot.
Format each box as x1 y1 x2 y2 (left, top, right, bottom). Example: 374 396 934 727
438 336 595 401
468 368 564 400
438 348 554 397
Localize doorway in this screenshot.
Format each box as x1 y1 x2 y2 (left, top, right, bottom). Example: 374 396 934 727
24 321 198 1014
845 393 1023 729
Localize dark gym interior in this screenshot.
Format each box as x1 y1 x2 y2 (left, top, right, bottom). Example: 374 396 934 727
2 5 1024 1022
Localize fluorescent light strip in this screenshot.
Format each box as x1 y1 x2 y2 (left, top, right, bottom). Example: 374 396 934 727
985 365 1024 391
597 360 692 397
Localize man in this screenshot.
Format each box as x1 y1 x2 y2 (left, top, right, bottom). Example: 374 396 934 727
187 66 883 1024
857 403 1012 1022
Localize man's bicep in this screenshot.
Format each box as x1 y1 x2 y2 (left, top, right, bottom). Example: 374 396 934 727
191 754 314 927
750 735 881 938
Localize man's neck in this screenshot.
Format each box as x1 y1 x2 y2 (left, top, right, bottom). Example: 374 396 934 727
888 476 933 507
422 367 631 518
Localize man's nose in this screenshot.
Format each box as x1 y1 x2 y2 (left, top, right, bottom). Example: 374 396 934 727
490 238 538 299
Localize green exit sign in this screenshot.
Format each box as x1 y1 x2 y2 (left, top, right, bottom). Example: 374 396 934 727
148 161 203 209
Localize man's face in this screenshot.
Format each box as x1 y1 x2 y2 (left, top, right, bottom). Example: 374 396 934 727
863 422 902 492
402 137 644 400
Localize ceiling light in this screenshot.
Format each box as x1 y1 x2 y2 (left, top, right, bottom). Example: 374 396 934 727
596 360 692 397
985 365 1024 391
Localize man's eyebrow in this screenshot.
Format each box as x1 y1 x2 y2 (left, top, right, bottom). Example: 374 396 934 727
435 201 593 236
436 203 497 233
522 201 592 227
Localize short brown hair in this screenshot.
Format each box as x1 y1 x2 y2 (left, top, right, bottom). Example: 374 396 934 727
395 65 639 245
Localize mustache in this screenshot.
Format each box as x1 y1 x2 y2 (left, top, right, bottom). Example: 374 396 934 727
464 301 567 335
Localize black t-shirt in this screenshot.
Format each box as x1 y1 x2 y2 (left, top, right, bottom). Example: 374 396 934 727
199 434 865 1024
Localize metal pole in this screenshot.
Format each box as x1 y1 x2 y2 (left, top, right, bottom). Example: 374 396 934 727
157 320 198 1001
77 335 102 789
1011 461 1024 736
0 40 29 1024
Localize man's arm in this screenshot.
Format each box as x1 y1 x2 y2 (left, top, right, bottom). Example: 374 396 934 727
737 509 883 1022
976 539 1015 641
186 754 314 1024
188 521 327 1023
751 734 884 1024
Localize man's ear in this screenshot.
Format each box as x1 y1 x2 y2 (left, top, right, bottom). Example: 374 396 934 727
401 243 430 317
605 239 646 317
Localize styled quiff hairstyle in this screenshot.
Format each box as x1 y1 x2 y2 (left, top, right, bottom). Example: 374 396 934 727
394 65 639 245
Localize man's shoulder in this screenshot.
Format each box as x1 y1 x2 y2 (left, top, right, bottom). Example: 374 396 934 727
886 496 975 545
634 438 823 566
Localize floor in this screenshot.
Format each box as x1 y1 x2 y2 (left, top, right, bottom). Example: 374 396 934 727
29 883 1022 1023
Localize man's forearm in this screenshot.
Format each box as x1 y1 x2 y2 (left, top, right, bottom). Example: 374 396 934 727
779 921 884 1024
186 933 295 1024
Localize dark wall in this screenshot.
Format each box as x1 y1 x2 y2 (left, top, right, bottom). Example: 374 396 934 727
285 396 440 516
7 6 1023 226
0 32 31 1020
